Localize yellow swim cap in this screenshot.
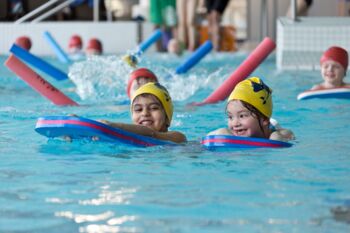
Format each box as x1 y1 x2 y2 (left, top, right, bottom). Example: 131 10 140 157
228 77 272 118
131 82 173 122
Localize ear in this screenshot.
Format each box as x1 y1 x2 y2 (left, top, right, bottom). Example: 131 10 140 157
261 117 270 127
166 118 170 128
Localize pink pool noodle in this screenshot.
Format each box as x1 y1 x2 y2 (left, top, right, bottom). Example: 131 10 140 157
5 55 79 106
194 37 276 105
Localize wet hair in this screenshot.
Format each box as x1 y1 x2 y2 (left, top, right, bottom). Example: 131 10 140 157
226 100 270 134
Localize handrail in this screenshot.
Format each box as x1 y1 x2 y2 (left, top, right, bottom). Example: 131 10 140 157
15 0 100 24
93 0 100 22
31 0 76 23
290 0 297 21
15 0 60 24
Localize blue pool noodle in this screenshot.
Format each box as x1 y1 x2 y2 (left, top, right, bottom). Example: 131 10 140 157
135 29 162 56
10 44 68 81
175 40 213 74
43 31 71 64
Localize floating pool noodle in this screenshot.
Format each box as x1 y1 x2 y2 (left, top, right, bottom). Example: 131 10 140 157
201 135 292 150
135 29 162 56
175 40 213 75
10 44 68 81
5 55 78 106
35 116 175 147
297 88 350 100
43 31 71 64
194 37 276 105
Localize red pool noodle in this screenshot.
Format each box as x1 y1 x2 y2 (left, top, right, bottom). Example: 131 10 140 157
194 37 276 106
5 55 79 106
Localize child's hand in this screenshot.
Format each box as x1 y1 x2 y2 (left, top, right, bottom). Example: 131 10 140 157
270 129 295 142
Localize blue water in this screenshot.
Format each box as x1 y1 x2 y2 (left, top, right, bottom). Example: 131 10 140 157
1 52 350 233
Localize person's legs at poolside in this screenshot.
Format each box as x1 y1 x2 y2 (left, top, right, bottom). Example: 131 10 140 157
186 0 199 51
205 0 229 51
177 0 187 48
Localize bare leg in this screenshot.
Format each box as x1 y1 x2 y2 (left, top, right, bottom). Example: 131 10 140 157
177 0 187 47
186 0 199 51
210 10 221 51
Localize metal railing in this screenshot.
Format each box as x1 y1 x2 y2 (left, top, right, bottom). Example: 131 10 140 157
15 0 100 24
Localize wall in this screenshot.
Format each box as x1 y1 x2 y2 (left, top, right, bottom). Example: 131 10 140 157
245 0 340 42
0 21 155 55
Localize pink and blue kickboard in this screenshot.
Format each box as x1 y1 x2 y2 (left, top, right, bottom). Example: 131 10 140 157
10 44 68 81
201 135 292 150
35 116 176 147
297 88 350 100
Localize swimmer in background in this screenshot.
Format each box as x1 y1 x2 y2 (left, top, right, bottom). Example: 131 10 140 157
311 46 349 90
207 77 294 142
127 68 159 98
68 34 84 60
167 38 185 56
15 36 32 51
100 82 186 143
86 38 103 56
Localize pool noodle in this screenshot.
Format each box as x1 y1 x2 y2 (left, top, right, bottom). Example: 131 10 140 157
135 29 162 56
175 40 213 74
194 37 276 105
5 55 78 106
43 31 71 64
10 44 68 81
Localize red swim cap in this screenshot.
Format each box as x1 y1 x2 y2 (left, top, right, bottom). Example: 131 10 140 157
15 36 32 50
69 35 82 49
127 68 158 97
86 38 102 55
320 46 348 71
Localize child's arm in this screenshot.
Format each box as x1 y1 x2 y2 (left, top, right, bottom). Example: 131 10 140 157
100 120 186 143
207 128 232 136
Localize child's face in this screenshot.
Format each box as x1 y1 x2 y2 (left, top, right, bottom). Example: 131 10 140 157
321 60 346 86
68 46 82 54
132 94 168 132
226 100 268 138
130 77 156 97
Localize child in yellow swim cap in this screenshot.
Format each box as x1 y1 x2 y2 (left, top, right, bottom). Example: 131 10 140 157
207 77 294 141
101 82 186 143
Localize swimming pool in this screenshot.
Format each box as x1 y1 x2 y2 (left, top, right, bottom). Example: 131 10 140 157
1 52 350 232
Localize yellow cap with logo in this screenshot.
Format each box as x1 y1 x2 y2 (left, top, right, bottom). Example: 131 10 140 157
228 77 272 118
131 82 173 122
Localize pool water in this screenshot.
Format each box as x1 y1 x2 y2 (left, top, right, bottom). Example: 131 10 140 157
1 52 350 233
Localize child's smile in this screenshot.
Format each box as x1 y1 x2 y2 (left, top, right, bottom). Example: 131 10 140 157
132 95 167 132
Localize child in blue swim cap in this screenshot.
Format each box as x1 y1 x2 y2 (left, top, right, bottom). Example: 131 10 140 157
207 77 294 141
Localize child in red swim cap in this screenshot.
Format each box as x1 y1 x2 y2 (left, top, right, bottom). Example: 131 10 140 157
311 46 349 90
86 38 103 55
68 34 85 60
68 35 83 54
127 68 158 98
15 36 32 51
